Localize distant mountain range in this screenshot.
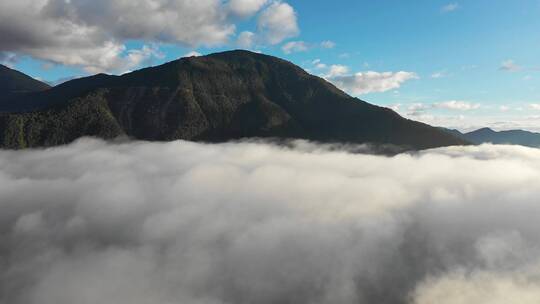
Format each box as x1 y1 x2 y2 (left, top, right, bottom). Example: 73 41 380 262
442 127 540 148
0 50 468 150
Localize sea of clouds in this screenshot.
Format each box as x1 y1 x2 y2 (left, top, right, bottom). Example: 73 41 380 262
1 138 540 304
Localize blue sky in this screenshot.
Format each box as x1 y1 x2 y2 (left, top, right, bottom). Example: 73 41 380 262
2 0 540 131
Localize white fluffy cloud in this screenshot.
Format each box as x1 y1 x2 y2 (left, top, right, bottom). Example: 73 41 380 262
311 59 327 70
325 64 350 77
329 71 418 95
307 59 417 95
1 139 540 303
0 0 235 72
442 3 460 12
0 0 299 73
529 104 540 110
407 103 431 115
320 40 336 49
228 0 268 17
434 100 481 111
282 40 336 54
281 41 309 54
237 31 256 49
258 1 299 45
401 101 480 123
431 71 447 79
500 60 522 72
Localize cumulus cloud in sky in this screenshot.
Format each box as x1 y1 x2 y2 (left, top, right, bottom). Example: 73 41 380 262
1 138 540 303
281 41 309 54
434 100 481 111
329 71 418 95
307 59 418 95
431 71 447 79
499 60 522 72
228 0 268 17
0 0 299 73
320 40 336 49
237 31 257 49
441 3 460 12
257 1 299 45
282 40 336 54
325 64 350 77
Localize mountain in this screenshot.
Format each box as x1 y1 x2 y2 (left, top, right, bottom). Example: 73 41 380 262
445 127 540 147
0 50 468 149
0 64 50 104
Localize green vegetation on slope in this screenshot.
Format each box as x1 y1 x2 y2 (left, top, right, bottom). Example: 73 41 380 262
0 91 123 149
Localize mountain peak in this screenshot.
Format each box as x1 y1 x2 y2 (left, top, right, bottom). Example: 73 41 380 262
205 49 282 60
468 127 497 135
188 50 306 73
207 49 261 56
476 127 496 132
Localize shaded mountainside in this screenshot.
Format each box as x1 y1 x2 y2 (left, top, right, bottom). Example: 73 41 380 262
0 50 468 149
444 127 540 147
0 64 50 104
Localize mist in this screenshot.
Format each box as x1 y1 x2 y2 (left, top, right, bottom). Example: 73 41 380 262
1 138 540 304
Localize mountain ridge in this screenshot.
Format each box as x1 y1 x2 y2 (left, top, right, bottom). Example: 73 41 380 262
0 50 468 150
0 64 51 105
443 127 540 147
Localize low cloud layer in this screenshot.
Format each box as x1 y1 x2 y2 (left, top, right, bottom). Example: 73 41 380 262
1 139 540 303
